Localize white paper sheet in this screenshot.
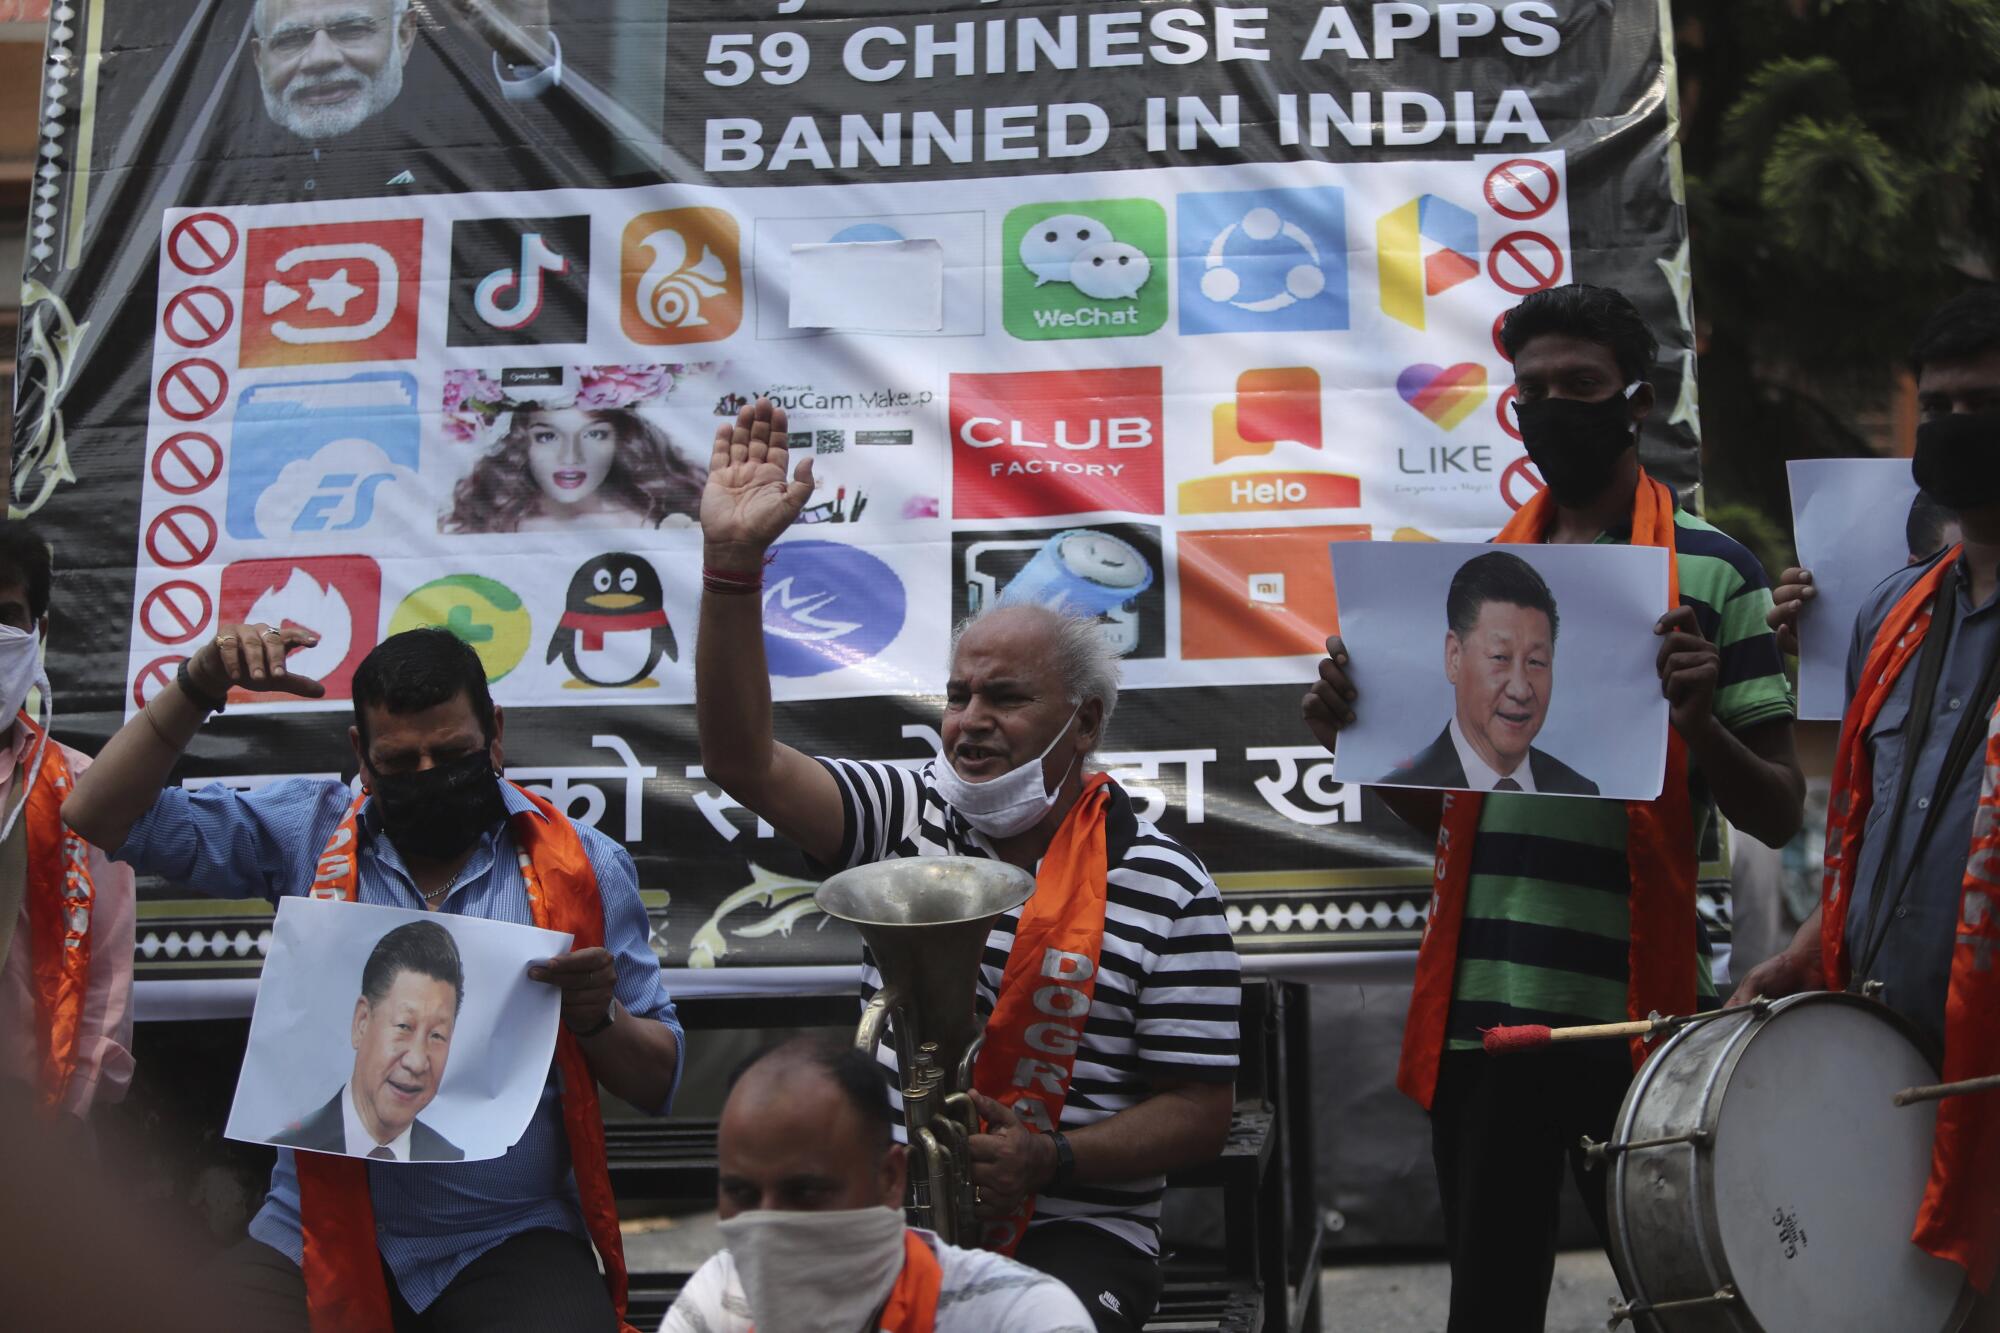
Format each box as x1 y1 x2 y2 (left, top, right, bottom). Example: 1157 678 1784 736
1787 458 1925 720
787 239 944 332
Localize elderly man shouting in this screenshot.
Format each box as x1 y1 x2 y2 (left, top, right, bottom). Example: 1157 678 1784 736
663 1037 1092 1332
695 400 1241 1332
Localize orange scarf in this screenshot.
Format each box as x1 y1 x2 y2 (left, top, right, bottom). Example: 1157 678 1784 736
749 1231 944 1333
15 713 96 1111
1398 472 1696 1108
970 773 1111 1254
1819 546 2000 1292
294 784 636 1331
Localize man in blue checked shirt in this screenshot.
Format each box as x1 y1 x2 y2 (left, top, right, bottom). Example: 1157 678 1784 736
65 625 682 1331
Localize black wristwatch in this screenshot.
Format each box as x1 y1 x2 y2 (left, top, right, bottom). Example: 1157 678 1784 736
1048 1130 1076 1189
175 659 227 714
573 1002 616 1040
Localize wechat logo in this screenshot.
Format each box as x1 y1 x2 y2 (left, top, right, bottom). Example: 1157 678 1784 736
1003 199 1167 341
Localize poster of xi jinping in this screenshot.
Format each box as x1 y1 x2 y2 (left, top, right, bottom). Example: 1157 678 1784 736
1329 541 1671 801
18 1 1713 973
226 897 568 1163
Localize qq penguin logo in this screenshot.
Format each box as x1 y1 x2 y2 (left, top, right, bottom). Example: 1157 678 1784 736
546 555 676 689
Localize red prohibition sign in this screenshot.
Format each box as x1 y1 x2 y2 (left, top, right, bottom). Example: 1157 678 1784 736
139 580 213 645
1500 454 1546 512
156 358 230 423
1488 231 1564 296
1495 385 1522 440
162 286 234 349
146 506 219 570
1483 158 1560 221
151 432 225 496
167 212 239 276
1491 309 1512 363
133 656 187 710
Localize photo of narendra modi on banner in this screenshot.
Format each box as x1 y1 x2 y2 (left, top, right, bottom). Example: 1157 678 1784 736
1329 540 1671 803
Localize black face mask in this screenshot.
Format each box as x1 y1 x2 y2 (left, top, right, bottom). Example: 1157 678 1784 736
1513 393 1638 507
368 749 507 865
1911 410 2000 512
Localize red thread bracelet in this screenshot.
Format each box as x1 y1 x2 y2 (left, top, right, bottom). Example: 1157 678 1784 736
702 564 764 596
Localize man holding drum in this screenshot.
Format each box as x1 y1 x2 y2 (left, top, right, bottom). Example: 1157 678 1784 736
1306 284 1805 1332
1751 285 2000 1312
693 398 1241 1333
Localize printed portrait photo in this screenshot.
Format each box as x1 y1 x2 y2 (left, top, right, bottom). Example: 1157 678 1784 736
1329 540 1672 803
227 897 570 1163
439 364 718 535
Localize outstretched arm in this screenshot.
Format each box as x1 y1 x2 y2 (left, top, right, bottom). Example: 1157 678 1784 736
695 399 847 865
63 625 324 851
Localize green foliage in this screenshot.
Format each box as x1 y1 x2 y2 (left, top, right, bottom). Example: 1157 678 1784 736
1675 0 2000 528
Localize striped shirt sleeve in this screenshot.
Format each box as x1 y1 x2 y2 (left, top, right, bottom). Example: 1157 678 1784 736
1123 841 1241 1083
813 757 927 870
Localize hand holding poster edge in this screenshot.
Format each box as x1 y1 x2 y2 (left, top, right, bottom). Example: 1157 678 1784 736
226 898 571 1164
1325 540 1670 803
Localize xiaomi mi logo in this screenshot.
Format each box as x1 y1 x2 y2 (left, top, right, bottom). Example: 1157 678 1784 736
1377 196 1480 331
1179 368 1358 515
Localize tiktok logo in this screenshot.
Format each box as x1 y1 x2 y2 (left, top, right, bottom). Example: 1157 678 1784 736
448 215 590 347
474 232 569 331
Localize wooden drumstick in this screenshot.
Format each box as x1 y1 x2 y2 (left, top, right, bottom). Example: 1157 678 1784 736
1894 1074 2000 1106
1482 1016 1670 1054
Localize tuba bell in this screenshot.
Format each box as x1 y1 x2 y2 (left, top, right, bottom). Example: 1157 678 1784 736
816 855 1035 1246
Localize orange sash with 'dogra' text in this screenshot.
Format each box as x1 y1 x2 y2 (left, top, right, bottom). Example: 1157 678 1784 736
970 773 1111 1254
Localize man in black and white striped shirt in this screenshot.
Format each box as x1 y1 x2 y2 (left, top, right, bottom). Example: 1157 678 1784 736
695 399 1241 1332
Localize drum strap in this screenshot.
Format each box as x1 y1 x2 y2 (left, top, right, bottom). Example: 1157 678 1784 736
1850 562 2000 987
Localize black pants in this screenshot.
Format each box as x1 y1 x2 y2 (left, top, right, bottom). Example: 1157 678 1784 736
1430 1047 1634 1333
1015 1221 1163 1332
212 1229 617 1333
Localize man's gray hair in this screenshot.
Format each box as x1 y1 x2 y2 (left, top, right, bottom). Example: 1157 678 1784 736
254 0 410 39
949 604 1121 747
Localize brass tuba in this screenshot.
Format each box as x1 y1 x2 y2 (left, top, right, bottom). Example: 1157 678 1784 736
815 856 1035 1246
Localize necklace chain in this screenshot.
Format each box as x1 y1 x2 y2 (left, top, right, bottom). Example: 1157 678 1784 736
420 864 469 902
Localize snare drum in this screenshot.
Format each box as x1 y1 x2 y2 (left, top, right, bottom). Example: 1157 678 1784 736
1604 991 1973 1332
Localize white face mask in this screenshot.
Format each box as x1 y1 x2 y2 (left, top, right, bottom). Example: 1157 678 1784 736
932 703 1082 838
0 625 50 846
718 1205 907 1333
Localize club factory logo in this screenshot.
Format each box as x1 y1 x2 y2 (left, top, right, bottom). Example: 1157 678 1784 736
1002 200 1167 341
950 368 1164 519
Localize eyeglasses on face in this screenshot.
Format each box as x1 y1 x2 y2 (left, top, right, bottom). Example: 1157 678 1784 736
264 16 389 59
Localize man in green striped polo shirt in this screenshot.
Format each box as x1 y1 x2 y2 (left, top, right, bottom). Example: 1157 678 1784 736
1304 284 1804 1333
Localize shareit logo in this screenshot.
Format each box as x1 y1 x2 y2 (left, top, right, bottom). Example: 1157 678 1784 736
1377 195 1480 331
1002 200 1167 341
1177 186 1349 335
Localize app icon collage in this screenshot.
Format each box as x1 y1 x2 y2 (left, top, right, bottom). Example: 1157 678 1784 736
132 156 1570 711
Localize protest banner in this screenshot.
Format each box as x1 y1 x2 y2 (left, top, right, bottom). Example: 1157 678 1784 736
14 2 1716 988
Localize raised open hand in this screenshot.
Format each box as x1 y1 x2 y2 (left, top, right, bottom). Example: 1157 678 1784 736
700 397 814 559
